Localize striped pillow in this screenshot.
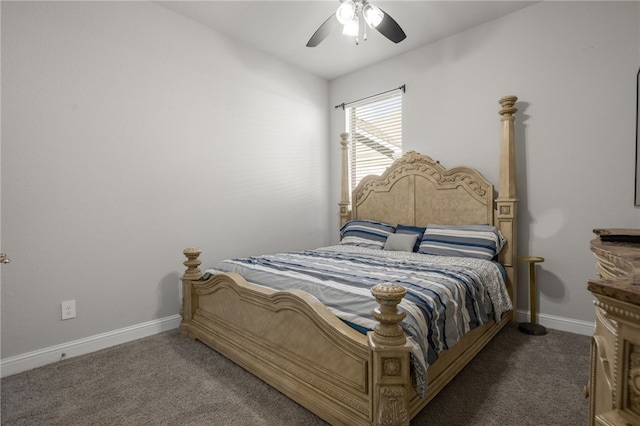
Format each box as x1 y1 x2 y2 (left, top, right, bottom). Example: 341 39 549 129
418 224 505 260
339 220 396 250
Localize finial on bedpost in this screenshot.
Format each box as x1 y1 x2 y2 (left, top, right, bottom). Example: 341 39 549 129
183 247 203 280
339 132 352 227
371 282 407 346
499 96 518 118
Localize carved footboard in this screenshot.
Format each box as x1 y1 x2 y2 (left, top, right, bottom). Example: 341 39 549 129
180 248 413 426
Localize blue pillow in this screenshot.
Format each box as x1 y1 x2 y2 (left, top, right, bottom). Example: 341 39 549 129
339 220 396 250
396 224 426 252
418 224 505 260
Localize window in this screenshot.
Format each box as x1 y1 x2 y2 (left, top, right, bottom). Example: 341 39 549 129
346 89 403 190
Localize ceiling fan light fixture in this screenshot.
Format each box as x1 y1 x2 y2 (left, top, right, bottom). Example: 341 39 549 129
306 0 405 47
336 0 356 25
342 15 359 37
363 2 384 28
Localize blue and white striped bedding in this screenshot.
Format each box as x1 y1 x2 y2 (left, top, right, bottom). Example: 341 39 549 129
207 245 512 397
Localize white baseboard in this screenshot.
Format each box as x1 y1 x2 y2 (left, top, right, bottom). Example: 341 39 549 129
516 309 594 336
0 311 593 378
0 314 182 378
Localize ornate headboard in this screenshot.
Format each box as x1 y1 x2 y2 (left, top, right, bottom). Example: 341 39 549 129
351 152 494 227
337 96 519 319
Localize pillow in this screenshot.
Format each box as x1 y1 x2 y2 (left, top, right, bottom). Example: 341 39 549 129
418 224 506 260
339 220 396 250
396 224 426 252
383 233 418 252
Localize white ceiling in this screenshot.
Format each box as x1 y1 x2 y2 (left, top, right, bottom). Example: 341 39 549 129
156 1 537 80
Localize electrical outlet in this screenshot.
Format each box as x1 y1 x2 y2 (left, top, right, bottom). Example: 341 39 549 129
61 300 76 320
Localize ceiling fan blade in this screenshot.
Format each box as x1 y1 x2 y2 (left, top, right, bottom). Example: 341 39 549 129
307 14 340 47
375 8 406 43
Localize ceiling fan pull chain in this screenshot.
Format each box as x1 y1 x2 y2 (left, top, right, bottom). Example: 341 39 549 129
363 20 367 42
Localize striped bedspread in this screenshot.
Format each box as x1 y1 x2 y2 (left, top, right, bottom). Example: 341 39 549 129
207 245 512 397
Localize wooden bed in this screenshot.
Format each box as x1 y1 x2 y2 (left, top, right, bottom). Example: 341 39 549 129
180 95 519 426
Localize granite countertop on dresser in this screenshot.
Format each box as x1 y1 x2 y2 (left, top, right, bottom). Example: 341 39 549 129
589 228 640 306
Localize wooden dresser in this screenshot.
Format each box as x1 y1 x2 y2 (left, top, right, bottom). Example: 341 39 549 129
588 229 640 426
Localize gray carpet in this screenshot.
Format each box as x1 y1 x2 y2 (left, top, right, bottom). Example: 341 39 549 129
1 325 590 425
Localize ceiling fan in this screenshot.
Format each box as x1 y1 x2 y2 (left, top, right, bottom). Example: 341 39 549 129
306 0 406 47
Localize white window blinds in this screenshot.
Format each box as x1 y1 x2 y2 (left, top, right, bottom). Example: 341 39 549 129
346 89 403 190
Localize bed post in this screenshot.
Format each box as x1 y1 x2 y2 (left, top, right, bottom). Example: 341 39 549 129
495 96 518 322
339 132 351 227
369 282 412 426
180 247 203 336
